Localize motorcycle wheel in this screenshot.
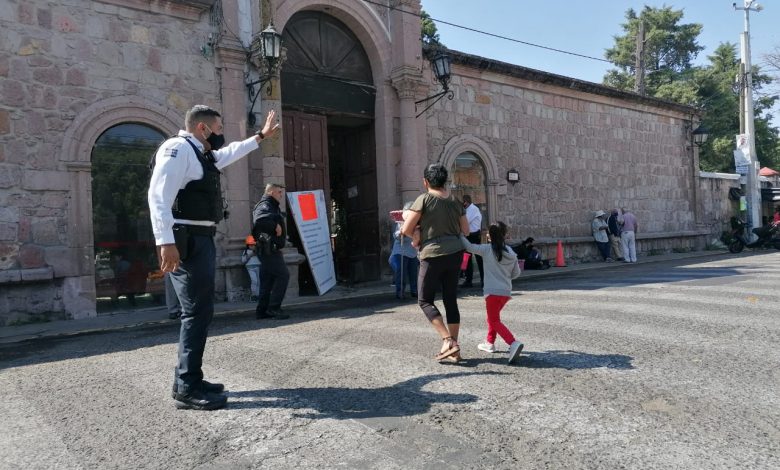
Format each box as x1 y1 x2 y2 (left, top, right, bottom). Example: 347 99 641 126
728 240 745 253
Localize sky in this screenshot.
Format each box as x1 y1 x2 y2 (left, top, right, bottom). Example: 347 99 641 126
420 0 779 85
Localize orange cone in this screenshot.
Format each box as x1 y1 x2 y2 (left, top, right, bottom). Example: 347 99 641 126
555 240 567 267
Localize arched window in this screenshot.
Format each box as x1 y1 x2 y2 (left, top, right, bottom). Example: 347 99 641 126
91 123 166 312
451 152 488 230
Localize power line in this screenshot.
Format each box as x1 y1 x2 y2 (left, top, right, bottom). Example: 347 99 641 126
361 0 613 64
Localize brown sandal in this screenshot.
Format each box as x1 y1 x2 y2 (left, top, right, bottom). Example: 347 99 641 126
435 337 460 360
440 351 463 363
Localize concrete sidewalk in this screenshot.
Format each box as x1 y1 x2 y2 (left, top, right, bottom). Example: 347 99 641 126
0 249 729 344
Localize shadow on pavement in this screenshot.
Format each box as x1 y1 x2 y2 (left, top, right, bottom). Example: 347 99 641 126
224 371 504 419
466 350 634 370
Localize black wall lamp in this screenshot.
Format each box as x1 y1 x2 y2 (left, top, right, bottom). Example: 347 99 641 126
691 124 710 148
507 168 520 184
685 121 710 148
416 51 454 118
246 22 283 126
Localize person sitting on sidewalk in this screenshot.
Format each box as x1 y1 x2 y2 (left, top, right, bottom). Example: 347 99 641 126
512 237 549 270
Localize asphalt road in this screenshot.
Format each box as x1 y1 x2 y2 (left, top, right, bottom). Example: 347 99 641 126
1 252 778 469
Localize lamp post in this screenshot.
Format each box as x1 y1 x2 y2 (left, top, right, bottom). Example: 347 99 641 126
734 0 763 236
246 22 283 125
415 51 454 118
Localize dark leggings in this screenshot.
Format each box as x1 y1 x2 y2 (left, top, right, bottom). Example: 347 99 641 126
417 251 463 324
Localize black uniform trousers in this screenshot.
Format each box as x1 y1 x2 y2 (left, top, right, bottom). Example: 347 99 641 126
255 251 290 315
169 233 215 394
164 272 181 317
464 230 485 285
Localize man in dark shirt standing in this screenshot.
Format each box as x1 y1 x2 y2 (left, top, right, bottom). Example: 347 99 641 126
607 208 624 261
252 183 290 320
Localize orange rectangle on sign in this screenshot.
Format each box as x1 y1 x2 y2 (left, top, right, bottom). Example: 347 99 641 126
298 193 318 221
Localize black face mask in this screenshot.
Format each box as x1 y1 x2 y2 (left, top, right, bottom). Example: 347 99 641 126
206 132 225 151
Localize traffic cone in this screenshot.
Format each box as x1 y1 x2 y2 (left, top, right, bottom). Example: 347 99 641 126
555 240 567 267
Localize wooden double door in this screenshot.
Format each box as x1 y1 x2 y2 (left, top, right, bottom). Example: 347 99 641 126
283 110 379 290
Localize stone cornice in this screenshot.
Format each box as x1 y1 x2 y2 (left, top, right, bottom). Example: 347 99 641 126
439 47 698 116
94 0 216 22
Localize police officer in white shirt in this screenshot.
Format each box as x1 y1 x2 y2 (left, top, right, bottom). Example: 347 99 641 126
461 195 485 288
148 105 279 410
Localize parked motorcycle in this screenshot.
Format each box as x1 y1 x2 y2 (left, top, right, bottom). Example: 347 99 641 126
726 218 780 253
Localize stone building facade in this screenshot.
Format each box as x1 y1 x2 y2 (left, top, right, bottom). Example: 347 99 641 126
0 0 733 325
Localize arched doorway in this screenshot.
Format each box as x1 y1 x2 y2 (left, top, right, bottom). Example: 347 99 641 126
450 152 489 233
281 11 379 289
91 123 166 312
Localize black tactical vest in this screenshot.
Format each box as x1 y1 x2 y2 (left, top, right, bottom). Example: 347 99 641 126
172 138 224 223
149 137 224 223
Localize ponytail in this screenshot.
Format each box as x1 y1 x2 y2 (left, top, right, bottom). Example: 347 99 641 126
489 221 508 261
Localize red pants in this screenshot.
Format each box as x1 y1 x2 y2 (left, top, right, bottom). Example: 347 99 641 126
485 295 516 345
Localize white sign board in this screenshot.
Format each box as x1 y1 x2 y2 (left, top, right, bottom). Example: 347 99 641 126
735 134 752 161
286 190 336 295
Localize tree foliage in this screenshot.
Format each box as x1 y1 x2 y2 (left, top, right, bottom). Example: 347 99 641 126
604 6 780 172
605 6 703 94
420 9 446 61
420 10 440 46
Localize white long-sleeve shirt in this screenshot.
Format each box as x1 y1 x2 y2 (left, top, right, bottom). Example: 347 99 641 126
148 130 259 245
465 203 482 233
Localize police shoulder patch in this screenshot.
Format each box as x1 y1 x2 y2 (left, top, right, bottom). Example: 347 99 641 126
164 148 178 158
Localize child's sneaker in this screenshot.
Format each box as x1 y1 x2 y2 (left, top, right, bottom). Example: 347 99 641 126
477 342 496 353
507 340 524 364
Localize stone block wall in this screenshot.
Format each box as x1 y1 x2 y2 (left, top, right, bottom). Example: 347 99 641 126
430 75 692 237
426 52 706 262
0 0 219 324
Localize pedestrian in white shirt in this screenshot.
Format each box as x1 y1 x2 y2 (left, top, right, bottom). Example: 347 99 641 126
461 195 484 288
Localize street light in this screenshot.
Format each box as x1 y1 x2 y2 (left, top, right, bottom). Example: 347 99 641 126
691 124 710 147
430 51 451 89
416 51 454 118
246 22 283 125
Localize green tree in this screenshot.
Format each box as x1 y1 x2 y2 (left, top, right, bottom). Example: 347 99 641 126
420 10 440 46
604 7 780 172
604 6 703 94
420 9 446 61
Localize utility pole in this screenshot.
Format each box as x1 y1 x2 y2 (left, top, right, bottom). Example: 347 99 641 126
734 0 763 236
635 21 646 95
738 63 745 134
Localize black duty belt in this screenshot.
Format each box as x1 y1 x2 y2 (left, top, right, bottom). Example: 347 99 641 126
174 224 216 236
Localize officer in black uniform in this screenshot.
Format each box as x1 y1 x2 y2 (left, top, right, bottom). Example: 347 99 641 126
252 183 291 320
148 105 279 410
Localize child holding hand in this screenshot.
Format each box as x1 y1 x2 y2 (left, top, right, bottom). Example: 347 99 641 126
460 221 524 364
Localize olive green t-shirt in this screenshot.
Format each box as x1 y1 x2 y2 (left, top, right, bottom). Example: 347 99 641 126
410 192 464 259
